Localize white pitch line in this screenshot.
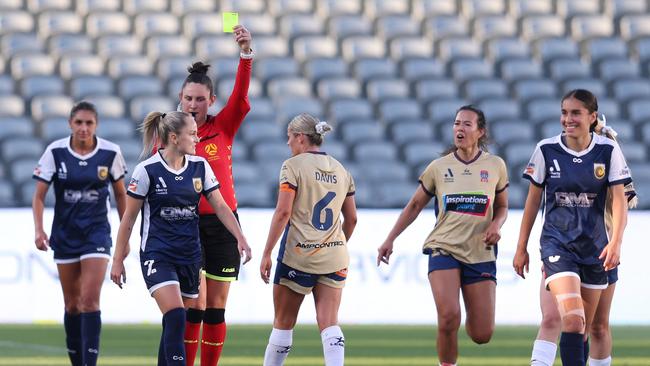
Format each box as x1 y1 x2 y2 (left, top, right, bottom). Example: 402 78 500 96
0 341 67 353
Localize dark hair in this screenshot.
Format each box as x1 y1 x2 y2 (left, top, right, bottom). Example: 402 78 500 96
181 61 214 97
69 100 98 120
443 105 490 155
561 89 598 131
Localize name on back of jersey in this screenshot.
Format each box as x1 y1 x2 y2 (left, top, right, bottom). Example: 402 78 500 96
314 171 337 184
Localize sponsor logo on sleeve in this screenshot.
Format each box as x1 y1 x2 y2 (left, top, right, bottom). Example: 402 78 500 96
525 162 535 175
443 192 490 216
593 163 606 179
128 178 138 192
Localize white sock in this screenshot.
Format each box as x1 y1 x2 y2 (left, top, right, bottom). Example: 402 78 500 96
588 356 611 366
263 328 293 366
531 339 557 366
439 363 457 366
321 325 345 366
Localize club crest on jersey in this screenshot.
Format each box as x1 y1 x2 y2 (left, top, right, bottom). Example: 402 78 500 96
193 177 202 193
480 170 489 182
97 166 108 180
594 163 606 180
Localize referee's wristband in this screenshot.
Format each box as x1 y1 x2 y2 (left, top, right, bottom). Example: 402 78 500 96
240 49 254 59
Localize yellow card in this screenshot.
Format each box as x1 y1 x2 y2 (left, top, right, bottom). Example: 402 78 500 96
222 12 238 33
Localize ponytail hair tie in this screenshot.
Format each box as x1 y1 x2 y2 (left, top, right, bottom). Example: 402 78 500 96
161 113 166 119
315 121 330 135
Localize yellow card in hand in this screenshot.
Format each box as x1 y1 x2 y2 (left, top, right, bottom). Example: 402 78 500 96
222 12 238 33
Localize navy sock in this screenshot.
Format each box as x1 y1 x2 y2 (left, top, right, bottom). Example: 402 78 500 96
583 338 590 363
158 316 166 366
560 332 585 366
163 307 186 365
81 311 101 366
64 312 82 366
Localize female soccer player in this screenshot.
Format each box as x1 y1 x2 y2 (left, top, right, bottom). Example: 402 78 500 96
110 111 251 366
259 114 357 366
514 115 637 366
177 24 253 366
377 105 509 366
32 101 127 366
514 89 630 366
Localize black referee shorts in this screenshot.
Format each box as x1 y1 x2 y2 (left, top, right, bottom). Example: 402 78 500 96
199 212 241 281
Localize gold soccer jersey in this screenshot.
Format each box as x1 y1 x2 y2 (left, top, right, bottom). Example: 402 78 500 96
277 152 355 274
419 151 508 264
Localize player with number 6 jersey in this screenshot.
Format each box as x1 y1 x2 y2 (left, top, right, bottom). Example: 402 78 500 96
260 114 357 366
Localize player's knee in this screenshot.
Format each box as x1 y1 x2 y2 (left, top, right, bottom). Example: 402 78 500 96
274 315 298 330
555 293 585 333
540 310 562 333
437 309 461 333
562 314 585 333
590 321 609 340
466 323 493 344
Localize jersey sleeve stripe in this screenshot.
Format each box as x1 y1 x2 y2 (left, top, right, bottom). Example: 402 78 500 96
32 175 51 184
203 184 220 197
111 173 125 182
280 182 297 192
522 174 544 187
608 177 632 187
126 190 146 200
496 182 509 194
346 191 355 196
418 180 435 196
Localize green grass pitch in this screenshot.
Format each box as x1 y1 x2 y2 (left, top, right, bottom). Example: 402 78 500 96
0 324 648 365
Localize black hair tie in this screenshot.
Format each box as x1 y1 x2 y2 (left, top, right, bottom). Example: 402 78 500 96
161 113 166 119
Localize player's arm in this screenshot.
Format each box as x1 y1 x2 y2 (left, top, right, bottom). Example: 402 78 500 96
112 179 128 219
377 185 432 266
513 183 543 279
110 196 143 288
260 188 295 284
206 189 251 264
341 195 357 241
31 181 50 251
599 183 627 270
484 188 508 247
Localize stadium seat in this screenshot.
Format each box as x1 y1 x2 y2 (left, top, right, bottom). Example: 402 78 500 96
204 58 239 80
548 59 592 80
633 181 650 209
0 117 35 140
118 76 164 100
527 98 559 123
146 35 191 59
85 95 125 118
415 78 458 101
231 142 249 162
364 0 409 17
376 15 420 40
157 56 195 80
0 95 25 117
499 59 543 80
129 96 174 121
238 14 277 36
339 120 385 144
321 140 349 161
317 0 362 17
1 137 43 162
570 15 614 41
561 78 606 98
194 36 239 60
400 59 445 81
438 38 482 60
97 35 142 59
279 14 324 39
275 97 323 124
620 142 648 163
48 35 93 60
503 142 536 166
240 120 283 144
479 99 521 120
601 118 634 141
538 118 562 138
251 141 290 162
379 99 421 122
607 1 647 20
486 38 531 61
269 0 314 15
352 58 397 82
181 13 222 39
10 158 41 185
172 0 215 14
221 0 265 13
366 79 409 102
0 11 35 35
110 137 142 162
2 33 43 57
41 117 71 142
521 15 566 40
304 58 349 81
108 56 154 78
472 16 517 40
0 179 17 207
412 0 456 18
619 14 650 40
293 36 337 61
342 36 386 60
362 161 410 183
38 11 82 37
583 38 628 63
253 36 290 58
28 0 71 12
123 0 167 15
134 13 179 37
612 78 650 100
641 122 650 144
267 77 312 99
463 78 508 101
76 0 120 14
0 75 13 95
254 57 300 81
556 0 600 18
374 181 418 208
507 0 552 17
317 78 361 100
507 183 527 209
217 77 262 100
534 37 579 61
461 0 506 17
596 98 621 119
31 95 73 121
234 182 274 208
628 162 650 181
86 12 131 37
246 97 274 120
10 54 55 79
597 58 640 81
389 120 435 145
59 55 104 80
450 59 494 81
97 118 136 140
231 161 259 185
489 119 536 146
389 37 434 60
328 99 374 123
402 141 447 166
424 15 469 39
427 98 469 123
328 15 373 39
20 75 64 99
352 140 399 162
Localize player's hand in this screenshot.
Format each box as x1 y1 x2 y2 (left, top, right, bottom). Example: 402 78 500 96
512 248 529 279
233 25 252 53
34 230 49 251
599 241 621 271
110 259 126 289
260 254 272 284
483 222 501 247
377 240 394 266
238 238 252 265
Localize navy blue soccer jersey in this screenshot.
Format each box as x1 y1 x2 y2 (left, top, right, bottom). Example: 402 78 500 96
32 137 127 253
522 133 632 264
127 151 220 264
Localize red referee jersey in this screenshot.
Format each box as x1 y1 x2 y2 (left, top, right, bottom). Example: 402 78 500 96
196 57 252 213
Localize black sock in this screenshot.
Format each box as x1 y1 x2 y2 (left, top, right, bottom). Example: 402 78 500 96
64 312 82 366
560 332 585 366
158 315 166 366
163 307 186 365
81 311 101 366
583 337 590 363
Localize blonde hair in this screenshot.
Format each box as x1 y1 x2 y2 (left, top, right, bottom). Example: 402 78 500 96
287 113 332 146
140 111 189 158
